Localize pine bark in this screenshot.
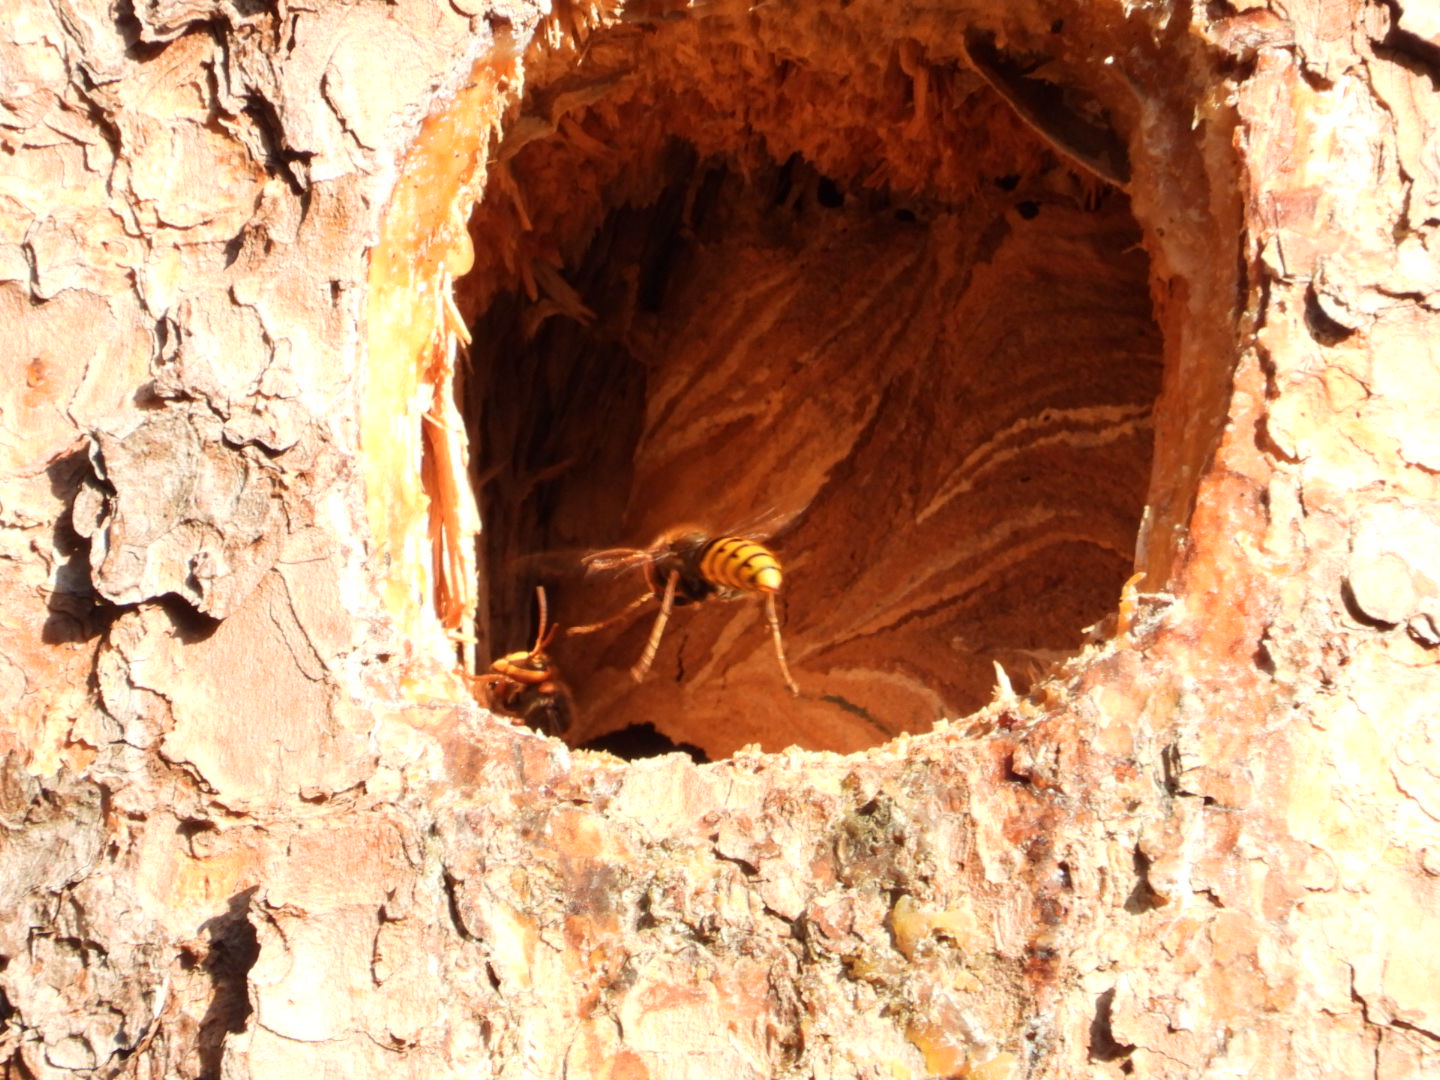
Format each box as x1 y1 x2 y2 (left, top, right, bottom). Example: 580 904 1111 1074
2 1 1438 1078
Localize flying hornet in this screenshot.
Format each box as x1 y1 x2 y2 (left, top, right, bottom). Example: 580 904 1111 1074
475 586 573 736
568 526 800 696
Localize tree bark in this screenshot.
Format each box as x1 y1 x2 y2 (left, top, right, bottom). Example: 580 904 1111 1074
2 0 1438 1077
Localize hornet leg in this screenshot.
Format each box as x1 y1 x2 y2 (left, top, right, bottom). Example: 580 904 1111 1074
566 591 652 636
765 592 800 696
632 570 679 683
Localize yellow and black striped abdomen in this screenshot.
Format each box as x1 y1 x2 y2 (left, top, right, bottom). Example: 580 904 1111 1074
699 536 783 594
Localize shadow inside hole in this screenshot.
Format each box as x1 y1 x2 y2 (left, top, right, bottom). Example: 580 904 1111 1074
579 722 709 763
457 21 1163 758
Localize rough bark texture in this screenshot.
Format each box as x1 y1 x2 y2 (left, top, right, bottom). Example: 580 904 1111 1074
2 0 1439 1078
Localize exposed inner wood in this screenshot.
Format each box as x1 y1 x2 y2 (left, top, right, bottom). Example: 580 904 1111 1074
457 13 1162 757
363 54 512 665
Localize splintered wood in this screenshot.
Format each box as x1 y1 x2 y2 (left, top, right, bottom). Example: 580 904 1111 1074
365 51 515 668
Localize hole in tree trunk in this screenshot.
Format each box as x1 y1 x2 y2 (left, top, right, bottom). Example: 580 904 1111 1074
454 11 1163 760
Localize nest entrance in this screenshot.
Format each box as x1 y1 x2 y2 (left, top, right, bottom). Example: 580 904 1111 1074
455 10 1164 760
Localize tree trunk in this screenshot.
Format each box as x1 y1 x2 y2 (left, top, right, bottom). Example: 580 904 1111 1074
2 0 1438 1077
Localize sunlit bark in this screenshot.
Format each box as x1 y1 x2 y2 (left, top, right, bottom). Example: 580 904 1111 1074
1 1 1437 1077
